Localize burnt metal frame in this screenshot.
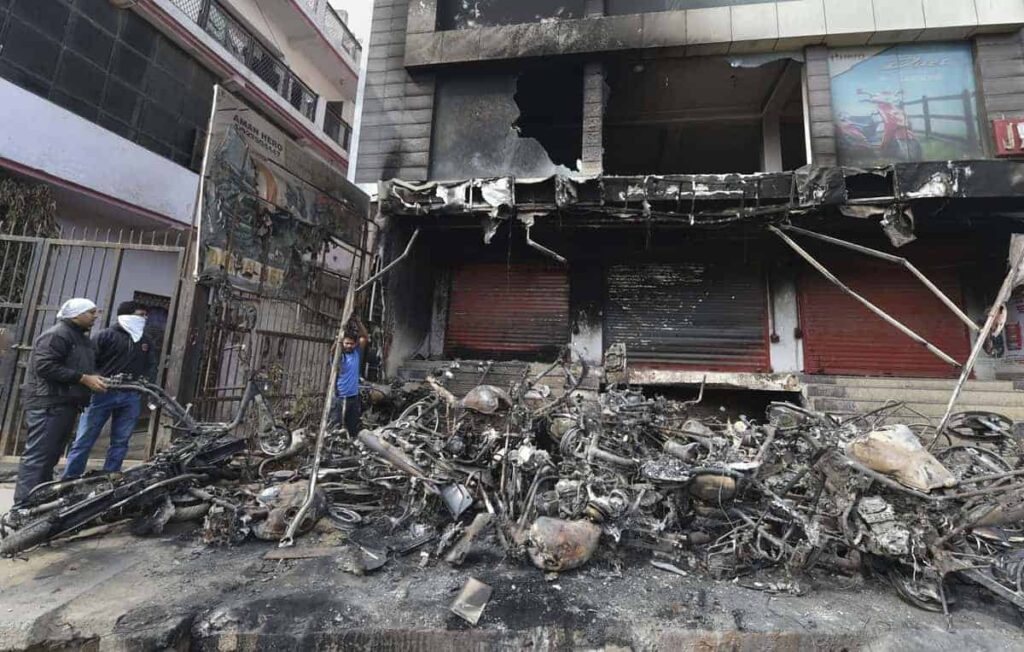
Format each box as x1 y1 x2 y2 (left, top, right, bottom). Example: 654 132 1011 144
0 231 187 459
769 225 962 368
935 243 1024 438
779 224 980 333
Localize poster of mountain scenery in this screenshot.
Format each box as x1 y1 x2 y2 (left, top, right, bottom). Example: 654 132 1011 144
829 42 984 167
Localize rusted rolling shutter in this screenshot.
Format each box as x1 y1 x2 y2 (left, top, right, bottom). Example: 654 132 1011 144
799 260 970 378
445 263 569 356
605 264 770 372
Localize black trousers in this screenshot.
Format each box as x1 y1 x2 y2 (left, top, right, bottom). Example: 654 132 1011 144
330 395 362 437
14 405 80 505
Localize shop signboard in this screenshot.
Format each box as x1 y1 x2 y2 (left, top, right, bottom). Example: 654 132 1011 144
193 87 368 299
829 43 984 167
993 118 1024 158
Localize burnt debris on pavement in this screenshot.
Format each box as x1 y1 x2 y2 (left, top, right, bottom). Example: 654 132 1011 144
3 350 1024 620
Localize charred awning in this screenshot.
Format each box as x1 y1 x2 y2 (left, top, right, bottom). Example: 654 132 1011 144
378 160 1024 226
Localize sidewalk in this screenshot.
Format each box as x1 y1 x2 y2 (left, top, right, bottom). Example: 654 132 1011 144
0 523 1021 650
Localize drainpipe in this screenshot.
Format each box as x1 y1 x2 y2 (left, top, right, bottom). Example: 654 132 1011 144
524 222 567 265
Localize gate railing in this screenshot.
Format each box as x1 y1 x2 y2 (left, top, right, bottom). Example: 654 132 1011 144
0 227 187 459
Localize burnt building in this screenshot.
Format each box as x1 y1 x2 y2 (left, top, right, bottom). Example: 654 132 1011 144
355 0 1024 420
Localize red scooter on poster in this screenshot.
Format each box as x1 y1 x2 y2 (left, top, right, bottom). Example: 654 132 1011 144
837 89 923 162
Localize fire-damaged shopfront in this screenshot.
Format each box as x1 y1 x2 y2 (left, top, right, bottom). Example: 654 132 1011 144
370 166 1024 414
355 0 1024 419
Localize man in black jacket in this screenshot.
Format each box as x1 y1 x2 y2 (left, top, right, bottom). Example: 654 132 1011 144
14 298 108 504
63 301 156 479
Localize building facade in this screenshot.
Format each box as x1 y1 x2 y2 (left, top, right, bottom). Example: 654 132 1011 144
0 0 360 231
356 0 1024 419
0 0 362 454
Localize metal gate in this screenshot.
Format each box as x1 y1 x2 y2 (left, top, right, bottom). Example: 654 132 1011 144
445 263 570 358
799 257 970 377
0 227 186 457
605 263 771 372
190 269 350 427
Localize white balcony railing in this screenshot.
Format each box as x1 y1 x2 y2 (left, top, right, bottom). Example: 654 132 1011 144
294 0 363 64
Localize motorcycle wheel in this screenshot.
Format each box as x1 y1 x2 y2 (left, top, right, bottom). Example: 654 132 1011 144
0 516 55 556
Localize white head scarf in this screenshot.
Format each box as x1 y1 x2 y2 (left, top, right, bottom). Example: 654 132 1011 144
56 298 97 321
117 315 147 343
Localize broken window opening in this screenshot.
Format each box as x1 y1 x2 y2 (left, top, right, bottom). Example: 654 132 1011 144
514 66 584 171
429 66 581 180
603 56 806 175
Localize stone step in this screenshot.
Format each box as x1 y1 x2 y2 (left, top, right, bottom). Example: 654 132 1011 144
805 375 1020 392
810 397 1024 421
806 385 1024 407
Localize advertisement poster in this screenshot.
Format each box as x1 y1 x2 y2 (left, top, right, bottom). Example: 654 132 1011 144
195 87 368 299
829 43 983 167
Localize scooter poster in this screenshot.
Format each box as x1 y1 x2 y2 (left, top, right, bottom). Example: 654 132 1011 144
829 43 984 167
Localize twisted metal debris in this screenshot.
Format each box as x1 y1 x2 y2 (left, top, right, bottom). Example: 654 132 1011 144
3 358 1024 617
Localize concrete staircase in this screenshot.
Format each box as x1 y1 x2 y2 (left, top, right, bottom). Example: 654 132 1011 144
804 376 1024 423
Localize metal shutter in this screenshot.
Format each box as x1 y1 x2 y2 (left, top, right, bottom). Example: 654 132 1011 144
445 263 569 356
799 260 970 378
605 263 770 372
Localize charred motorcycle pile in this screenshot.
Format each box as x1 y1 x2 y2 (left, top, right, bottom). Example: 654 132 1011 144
3 357 1024 616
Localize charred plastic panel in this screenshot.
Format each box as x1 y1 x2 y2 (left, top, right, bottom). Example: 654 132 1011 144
895 160 1024 200
437 0 585 30
605 264 770 372
799 256 971 378
446 263 569 358
606 0 775 13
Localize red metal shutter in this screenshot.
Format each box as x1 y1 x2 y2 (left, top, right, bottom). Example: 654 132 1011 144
605 263 770 373
445 263 569 356
799 260 970 378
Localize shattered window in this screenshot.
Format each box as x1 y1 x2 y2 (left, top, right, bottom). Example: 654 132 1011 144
429 64 583 179
603 56 806 174
436 0 585 30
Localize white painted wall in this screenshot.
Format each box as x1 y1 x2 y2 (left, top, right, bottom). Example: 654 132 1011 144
0 79 200 225
224 0 354 104
151 0 351 163
638 0 1024 53
769 271 804 374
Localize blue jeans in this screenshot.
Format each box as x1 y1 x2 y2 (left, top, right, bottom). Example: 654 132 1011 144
62 390 142 478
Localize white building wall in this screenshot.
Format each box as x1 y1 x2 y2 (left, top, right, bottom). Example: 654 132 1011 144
0 79 199 226
148 0 352 166
224 0 356 104
689 0 1024 50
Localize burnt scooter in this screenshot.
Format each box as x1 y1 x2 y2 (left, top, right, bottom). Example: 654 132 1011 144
0 375 277 556
837 89 923 161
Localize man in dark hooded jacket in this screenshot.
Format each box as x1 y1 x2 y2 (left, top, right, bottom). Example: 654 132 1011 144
14 298 107 504
63 301 156 478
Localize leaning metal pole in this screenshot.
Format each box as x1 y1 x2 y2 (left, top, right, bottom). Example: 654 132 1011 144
780 224 980 333
280 242 361 547
355 227 419 293
769 225 961 367
933 243 1024 442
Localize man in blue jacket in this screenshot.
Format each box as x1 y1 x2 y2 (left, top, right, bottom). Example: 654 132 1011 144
62 301 156 478
332 317 368 436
